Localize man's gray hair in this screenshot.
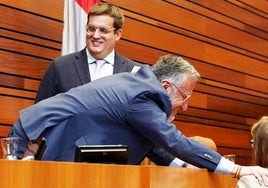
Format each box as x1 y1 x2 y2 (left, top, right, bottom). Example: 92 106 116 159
151 54 201 87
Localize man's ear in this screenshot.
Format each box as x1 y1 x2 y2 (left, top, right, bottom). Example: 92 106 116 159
161 80 171 90
115 29 122 41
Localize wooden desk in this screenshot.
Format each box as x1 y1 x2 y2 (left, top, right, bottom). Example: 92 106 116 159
0 160 237 188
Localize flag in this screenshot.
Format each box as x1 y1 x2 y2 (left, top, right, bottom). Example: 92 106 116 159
62 0 100 56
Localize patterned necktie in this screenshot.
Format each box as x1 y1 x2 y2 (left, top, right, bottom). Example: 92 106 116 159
91 60 105 81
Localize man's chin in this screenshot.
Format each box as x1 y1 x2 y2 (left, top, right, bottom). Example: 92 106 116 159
168 110 178 122
89 49 104 58
168 115 175 122
90 48 102 53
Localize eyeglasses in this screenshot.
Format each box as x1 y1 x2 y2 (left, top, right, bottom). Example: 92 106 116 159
250 139 254 148
172 84 191 102
87 25 116 36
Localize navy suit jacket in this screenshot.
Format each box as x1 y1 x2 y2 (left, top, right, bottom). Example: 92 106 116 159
35 48 141 103
12 66 221 171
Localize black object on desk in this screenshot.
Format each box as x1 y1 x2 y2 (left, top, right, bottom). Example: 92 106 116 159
74 144 128 164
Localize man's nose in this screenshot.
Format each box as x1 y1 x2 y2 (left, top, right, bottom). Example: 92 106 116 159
92 29 102 37
180 103 188 111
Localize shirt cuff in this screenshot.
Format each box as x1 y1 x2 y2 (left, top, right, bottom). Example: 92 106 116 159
214 157 235 174
131 66 141 73
169 157 187 167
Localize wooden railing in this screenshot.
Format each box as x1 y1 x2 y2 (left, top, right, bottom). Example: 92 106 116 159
0 160 238 188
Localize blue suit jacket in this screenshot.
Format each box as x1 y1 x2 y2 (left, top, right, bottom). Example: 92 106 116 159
13 66 221 171
35 48 141 103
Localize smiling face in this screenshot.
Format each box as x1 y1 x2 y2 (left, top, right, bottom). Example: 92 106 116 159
86 15 122 59
162 77 196 121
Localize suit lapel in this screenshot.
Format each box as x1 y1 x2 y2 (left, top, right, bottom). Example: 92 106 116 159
113 53 134 74
73 48 91 83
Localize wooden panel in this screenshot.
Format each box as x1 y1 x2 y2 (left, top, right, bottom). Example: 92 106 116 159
0 5 62 42
0 87 36 99
218 147 253 158
174 121 251 148
198 75 268 98
117 40 268 94
0 73 40 92
218 147 254 166
0 2 60 130
0 51 50 79
224 0 268 22
116 39 168 65
109 0 268 57
238 0 268 15
0 35 60 61
185 0 268 37
0 125 10 138
176 110 250 130
0 160 238 188
0 96 34 125
1 0 64 20
206 95 267 117
123 9 251 60
1 29 61 50
121 18 268 78
122 38 268 122
196 83 268 105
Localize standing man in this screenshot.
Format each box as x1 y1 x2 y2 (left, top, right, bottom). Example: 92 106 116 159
35 2 141 103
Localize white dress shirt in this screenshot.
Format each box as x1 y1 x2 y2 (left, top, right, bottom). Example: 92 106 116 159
87 49 115 80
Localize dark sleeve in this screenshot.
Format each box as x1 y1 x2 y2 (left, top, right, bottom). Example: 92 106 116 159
35 61 58 103
127 93 221 171
8 120 29 159
146 145 175 166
